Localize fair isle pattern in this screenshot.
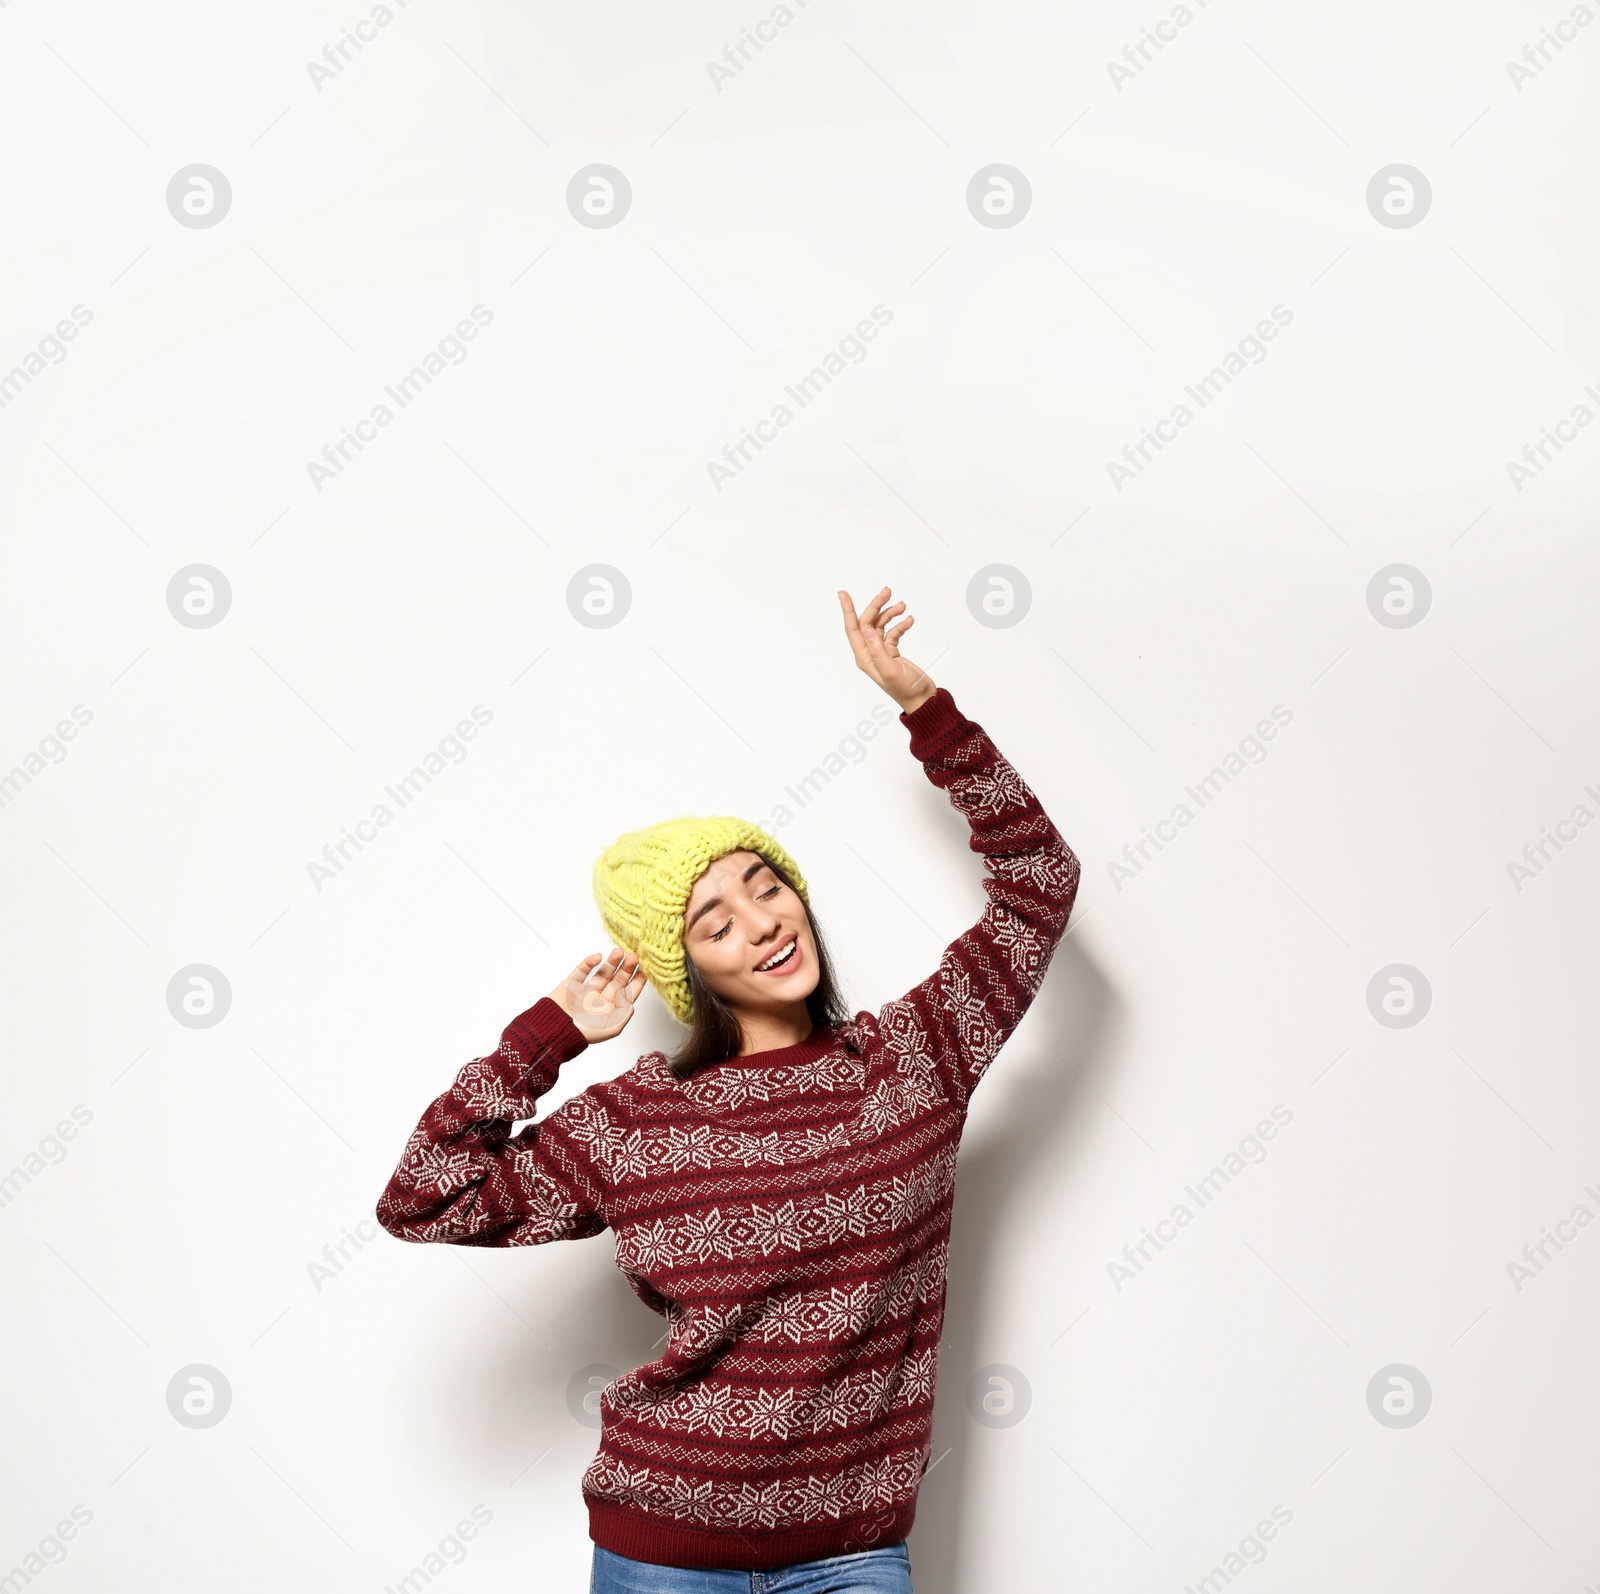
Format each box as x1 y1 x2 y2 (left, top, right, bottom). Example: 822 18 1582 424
610 1409 935 1479
611 1144 959 1273
589 1087 944 1182
619 1345 941 1441
582 1445 929 1535
679 1056 864 1113
376 687 1081 1570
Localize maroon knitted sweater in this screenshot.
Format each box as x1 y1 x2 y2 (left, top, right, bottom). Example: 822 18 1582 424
375 688 1080 1569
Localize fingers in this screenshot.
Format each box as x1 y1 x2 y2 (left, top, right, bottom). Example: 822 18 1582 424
885 613 916 649
858 584 891 629
592 960 647 1030
600 950 640 1000
839 588 873 638
573 949 624 988
859 589 906 644
838 590 873 669
555 949 646 1034
842 586 913 681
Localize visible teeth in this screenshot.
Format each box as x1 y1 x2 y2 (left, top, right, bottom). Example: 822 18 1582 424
757 939 796 972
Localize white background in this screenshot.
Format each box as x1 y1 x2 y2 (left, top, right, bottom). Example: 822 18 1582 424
2 1 1598 1590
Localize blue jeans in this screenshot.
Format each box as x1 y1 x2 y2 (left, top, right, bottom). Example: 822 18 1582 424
590 1540 912 1593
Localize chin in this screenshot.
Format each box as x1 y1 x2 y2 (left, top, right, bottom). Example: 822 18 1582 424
745 975 818 1009
748 958 819 1007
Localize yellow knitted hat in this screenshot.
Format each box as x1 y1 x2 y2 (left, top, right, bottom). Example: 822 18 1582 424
591 817 810 1025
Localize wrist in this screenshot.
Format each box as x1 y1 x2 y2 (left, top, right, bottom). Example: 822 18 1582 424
896 683 937 715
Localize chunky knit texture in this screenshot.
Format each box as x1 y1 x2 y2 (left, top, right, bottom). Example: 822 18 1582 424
375 688 1081 1570
592 816 811 1024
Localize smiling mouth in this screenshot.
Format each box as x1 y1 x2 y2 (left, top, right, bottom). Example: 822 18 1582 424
755 935 799 974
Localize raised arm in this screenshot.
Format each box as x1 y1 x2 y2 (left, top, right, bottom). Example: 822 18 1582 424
882 688 1079 1107
840 586 1080 1109
376 953 644 1246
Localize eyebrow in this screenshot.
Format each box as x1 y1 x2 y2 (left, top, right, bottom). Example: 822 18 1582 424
685 858 772 931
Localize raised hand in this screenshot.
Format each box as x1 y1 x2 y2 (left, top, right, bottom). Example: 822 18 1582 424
548 949 647 1042
838 585 937 714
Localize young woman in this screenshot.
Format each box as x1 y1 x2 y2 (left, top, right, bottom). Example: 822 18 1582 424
376 585 1081 1593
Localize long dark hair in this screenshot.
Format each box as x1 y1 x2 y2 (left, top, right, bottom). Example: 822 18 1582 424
669 852 852 1080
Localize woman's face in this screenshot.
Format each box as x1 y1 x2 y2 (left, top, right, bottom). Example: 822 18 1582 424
682 850 820 1013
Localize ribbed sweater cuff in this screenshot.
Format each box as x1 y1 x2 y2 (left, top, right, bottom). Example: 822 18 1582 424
901 684 967 754
503 995 590 1067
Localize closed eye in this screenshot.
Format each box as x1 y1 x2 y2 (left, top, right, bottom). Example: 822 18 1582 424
708 884 781 941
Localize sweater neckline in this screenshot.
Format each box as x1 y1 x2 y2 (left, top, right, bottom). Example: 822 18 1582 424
713 1024 839 1071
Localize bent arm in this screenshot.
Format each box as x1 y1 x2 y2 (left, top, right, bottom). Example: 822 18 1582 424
877 687 1080 1109
376 996 609 1246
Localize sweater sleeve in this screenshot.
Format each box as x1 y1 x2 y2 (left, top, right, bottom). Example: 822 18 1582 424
375 996 611 1247
875 687 1081 1110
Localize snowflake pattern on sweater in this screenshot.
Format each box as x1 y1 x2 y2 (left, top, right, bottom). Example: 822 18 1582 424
375 687 1080 1571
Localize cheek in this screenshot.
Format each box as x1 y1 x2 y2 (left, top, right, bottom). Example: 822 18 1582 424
695 946 751 1002
695 937 744 975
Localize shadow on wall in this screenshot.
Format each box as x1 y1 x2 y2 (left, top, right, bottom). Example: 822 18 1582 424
909 933 1117 1594
406 1247 648 1490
